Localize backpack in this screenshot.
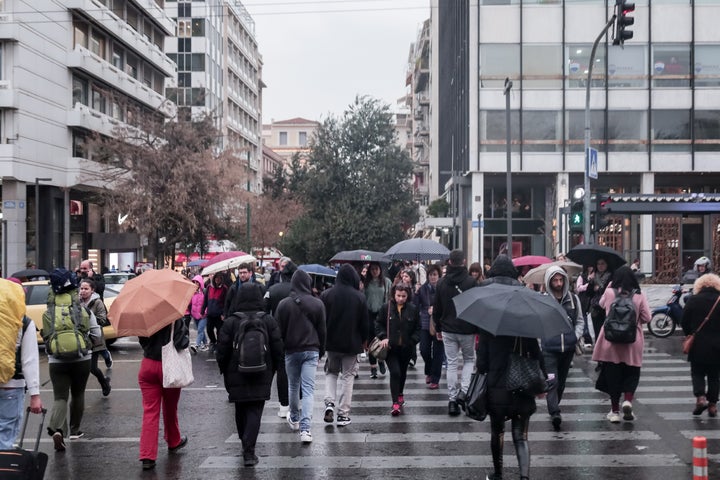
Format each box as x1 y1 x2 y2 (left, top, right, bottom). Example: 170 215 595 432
232 312 269 373
12 316 32 380
42 290 91 359
603 288 638 344
0 279 25 384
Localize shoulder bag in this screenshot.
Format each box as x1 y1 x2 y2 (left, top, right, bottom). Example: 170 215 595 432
505 337 546 396
162 322 194 388
368 302 391 361
682 296 720 355
463 371 488 421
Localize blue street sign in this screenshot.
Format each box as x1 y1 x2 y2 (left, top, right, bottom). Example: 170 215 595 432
587 147 598 180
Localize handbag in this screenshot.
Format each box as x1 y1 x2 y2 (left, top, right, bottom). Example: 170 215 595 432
682 296 720 355
368 302 392 362
162 322 194 388
505 337 546 396
463 371 488 421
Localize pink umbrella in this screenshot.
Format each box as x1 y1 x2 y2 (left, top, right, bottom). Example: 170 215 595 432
202 250 249 268
512 255 553 268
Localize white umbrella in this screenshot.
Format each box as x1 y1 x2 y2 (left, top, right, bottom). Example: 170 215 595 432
201 254 256 276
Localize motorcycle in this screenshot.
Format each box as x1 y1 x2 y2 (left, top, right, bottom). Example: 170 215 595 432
647 284 685 338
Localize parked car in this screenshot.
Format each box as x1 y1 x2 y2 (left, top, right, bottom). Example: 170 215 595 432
23 281 121 345
104 272 136 290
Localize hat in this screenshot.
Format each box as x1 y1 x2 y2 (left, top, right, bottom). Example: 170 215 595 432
50 268 78 294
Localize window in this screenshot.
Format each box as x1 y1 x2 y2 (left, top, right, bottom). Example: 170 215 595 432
89 30 106 59
178 3 191 17
608 45 647 88
178 38 191 53
652 44 691 88
298 131 307 146
126 5 139 31
190 53 205 72
192 18 205 37
608 111 647 152
112 45 124 70
694 110 720 151
73 21 88 49
91 86 106 113
72 76 88 107
694 45 720 88
190 88 205 106
480 110 519 152
72 131 87 158
522 45 562 89
522 111 559 152
126 53 138 78
480 44 519 88
178 72 190 87
177 20 191 38
279 131 288 145
566 44 606 88
566 111 605 152
651 110 690 152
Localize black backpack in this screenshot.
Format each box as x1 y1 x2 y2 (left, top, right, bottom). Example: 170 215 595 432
603 288 638 344
232 312 269 373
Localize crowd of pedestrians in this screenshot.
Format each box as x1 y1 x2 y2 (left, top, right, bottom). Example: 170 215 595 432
4 251 717 480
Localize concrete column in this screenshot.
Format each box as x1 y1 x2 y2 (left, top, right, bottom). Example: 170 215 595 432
640 173 654 274
471 172 484 264
1 179 27 276
556 173 570 257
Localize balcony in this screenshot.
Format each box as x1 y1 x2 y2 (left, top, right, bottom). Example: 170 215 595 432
67 103 124 137
0 80 18 109
0 13 18 40
417 94 430 106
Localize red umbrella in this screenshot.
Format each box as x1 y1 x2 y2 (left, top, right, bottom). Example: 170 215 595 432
202 250 249 268
512 255 553 268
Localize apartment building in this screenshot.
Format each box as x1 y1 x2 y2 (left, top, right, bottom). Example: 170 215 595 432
0 0 176 275
261 117 319 164
432 0 720 279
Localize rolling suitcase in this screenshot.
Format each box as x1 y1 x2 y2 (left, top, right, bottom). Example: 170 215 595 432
0 407 48 479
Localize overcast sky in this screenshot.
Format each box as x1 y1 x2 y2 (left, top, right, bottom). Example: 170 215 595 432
247 0 430 123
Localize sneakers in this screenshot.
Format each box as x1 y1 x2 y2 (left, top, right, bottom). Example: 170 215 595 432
551 413 562 431
278 405 289 418
709 403 718 418
425 375 432 384
359 352 367 360
336 415 352 426
324 403 335 423
370 368 378 379
197 344 209 352
378 362 387 375
694 396 709 415
141 459 156 470
299 431 313 443
286 412 300 431
607 411 621 423
448 400 461 416
168 436 188 453
105 352 113 369
68 432 84 440
52 431 66 451
189 344 198 355
391 403 401 416
428 383 439 390
243 452 259 467
102 378 111 397
621 400 635 421
398 395 405 406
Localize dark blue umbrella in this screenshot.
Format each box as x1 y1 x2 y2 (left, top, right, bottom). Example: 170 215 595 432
298 264 337 277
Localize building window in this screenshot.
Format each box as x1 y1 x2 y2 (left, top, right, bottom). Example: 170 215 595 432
178 38 191 53
191 53 205 72
126 53 138 79
112 45 124 70
522 45 562 89
480 110 519 152
89 30 106 59
73 21 88 49
608 110 647 152
566 110 605 152
694 110 720 151
695 45 720 88
192 18 205 36
566 44 606 89
608 45 647 88
651 109 690 152
298 131 307 146
72 76 88 107
480 44 519 88
91 86 106 114
177 20 191 38
279 131 288 145
178 72 190 87
652 44 691 88
522 111 559 152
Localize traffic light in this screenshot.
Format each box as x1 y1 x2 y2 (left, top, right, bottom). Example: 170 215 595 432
570 200 584 233
614 0 635 46
595 193 612 232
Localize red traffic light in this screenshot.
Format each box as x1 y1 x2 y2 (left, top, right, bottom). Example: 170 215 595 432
614 0 635 46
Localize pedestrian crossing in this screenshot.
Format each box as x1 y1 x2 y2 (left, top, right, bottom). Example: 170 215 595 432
196 342 719 478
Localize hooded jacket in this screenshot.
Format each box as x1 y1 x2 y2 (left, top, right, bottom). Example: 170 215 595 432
265 261 298 315
541 266 585 353
190 275 205 320
203 274 228 318
321 264 368 354
681 274 720 365
432 264 478 334
216 283 284 402
275 270 326 356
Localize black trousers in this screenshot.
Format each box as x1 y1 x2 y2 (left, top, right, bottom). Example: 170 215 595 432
386 346 414 403
206 315 223 345
367 310 379 367
543 349 574 416
691 362 720 403
90 351 109 389
489 412 531 479
276 356 289 406
419 329 444 383
234 400 265 454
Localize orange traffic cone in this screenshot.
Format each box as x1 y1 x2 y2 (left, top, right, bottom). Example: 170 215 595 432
693 436 708 480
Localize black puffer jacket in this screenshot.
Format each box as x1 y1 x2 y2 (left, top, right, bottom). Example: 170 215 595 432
275 270 326 357
139 318 189 361
682 286 720 365
216 284 284 402
321 265 368 355
375 300 420 350
432 264 477 334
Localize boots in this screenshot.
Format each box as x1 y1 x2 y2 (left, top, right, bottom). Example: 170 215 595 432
693 396 709 415
709 403 718 418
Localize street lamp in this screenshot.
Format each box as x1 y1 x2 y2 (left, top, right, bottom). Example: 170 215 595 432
34 177 51 268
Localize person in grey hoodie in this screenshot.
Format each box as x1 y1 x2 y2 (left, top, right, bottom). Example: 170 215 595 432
320 264 368 426
275 270 326 444
541 265 585 431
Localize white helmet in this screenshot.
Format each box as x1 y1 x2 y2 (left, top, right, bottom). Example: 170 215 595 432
694 256 712 271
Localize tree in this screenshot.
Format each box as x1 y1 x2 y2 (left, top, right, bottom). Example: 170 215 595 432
83 109 247 266
426 198 449 217
270 96 418 263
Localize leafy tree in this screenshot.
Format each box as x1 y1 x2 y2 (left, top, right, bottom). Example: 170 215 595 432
270 96 418 263
83 110 247 266
426 198 449 217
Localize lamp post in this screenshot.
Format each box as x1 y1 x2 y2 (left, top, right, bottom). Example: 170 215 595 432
34 177 51 268
245 152 252 253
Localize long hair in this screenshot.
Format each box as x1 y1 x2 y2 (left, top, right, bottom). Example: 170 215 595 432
610 265 641 293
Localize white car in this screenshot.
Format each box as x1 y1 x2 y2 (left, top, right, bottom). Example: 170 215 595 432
103 272 136 290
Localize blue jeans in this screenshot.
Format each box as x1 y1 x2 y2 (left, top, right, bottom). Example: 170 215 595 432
0 388 25 449
196 318 208 345
285 351 319 432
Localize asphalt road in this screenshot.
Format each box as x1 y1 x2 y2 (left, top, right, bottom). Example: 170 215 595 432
21 284 716 479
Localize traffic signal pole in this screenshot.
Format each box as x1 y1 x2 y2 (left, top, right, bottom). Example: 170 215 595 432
584 15 617 244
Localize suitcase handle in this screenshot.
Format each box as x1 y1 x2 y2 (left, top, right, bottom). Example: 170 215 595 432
19 407 47 452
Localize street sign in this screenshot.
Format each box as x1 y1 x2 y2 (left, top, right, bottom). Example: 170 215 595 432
587 147 598 179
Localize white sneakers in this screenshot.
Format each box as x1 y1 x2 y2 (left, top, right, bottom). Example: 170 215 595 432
286 412 299 431
606 411 621 423
622 400 635 421
299 431 313 443
278 405 289 418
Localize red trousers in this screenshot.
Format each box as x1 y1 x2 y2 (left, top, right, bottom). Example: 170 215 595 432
138 357 183 460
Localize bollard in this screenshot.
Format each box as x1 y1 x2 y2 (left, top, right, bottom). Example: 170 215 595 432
693 436 708 480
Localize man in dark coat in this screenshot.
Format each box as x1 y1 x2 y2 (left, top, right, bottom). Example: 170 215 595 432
320 265 368 426
224 262 264 317
216 283 283 467
432 249 477 416
275 270 326 443
79 259 105 300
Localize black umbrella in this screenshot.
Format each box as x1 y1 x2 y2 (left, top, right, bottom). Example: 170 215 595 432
11 268 50 280
383 239 450 262
329 249 387 263
453 283 572 339
566 244 627 271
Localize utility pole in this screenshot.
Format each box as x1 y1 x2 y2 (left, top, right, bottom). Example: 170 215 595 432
504 78 513 253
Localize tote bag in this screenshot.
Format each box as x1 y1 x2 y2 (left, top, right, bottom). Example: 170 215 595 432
162 322 194 388
464 372 488 421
